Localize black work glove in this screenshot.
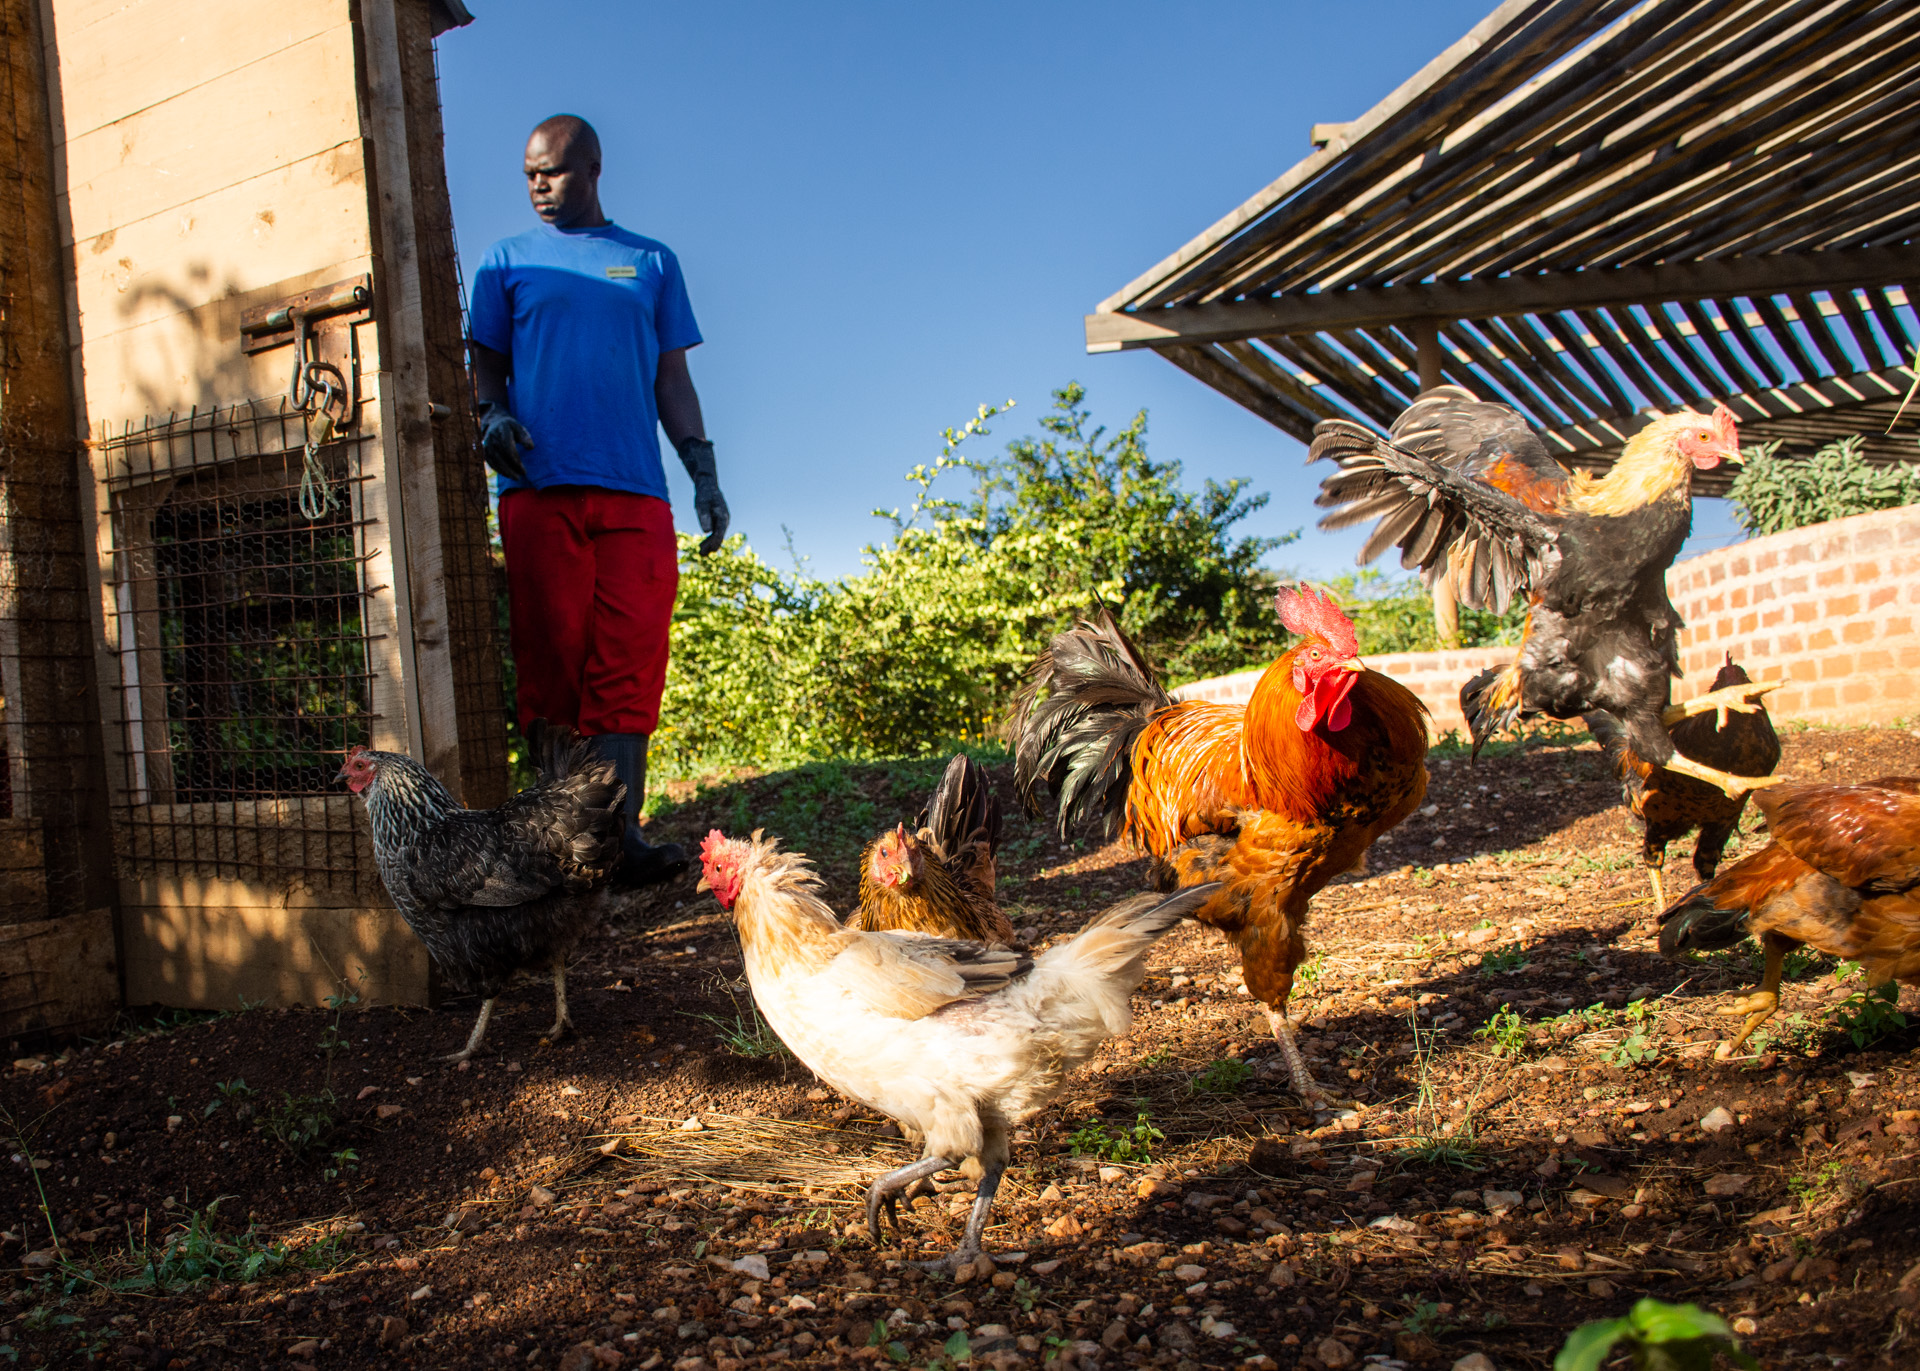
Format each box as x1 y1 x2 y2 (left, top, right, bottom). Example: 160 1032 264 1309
475 402 533 484
675 436 730 556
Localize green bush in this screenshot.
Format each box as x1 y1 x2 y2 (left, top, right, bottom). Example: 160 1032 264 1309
1325 569 1527 654
1728 433 1920 537
652 385 1296 778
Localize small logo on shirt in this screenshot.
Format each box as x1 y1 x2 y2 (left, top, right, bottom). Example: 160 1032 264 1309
605 266 638 279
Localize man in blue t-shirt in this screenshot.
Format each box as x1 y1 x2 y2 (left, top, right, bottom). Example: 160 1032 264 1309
469 114 729 887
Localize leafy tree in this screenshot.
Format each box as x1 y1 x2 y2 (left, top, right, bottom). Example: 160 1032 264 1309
1324 569 1526 654
1728 433 1920 537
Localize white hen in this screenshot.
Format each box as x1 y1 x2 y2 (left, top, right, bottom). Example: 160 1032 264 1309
698 828 1217 1270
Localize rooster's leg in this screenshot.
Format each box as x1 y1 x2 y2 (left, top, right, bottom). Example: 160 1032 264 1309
1658 752 1785 801
864 1155 952 1246
1266 1005 1330 1105
1646 863 1666 912
1660 681 1783 730
918 1160 1005 1273
444 998 496 1064
1718 935 1789 1055
545 954 573 1042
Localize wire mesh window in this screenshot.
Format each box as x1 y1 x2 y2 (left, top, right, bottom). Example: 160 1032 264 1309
102 400 379 892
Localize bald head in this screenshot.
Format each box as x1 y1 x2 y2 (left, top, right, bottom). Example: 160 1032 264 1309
524 115 606 229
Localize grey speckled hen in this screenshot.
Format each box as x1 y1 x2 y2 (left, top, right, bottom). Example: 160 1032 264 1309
339 729 625 1060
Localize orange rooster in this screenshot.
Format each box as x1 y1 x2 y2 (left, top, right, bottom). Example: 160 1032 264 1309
1009 588 1429 1101
1659 777 1920 1052
855 754 1009 944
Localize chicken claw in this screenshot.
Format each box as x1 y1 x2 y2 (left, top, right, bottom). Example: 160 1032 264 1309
543 955 575 1043
444 997 497 1063
865 1156 952 1245
1660 680 1783 730
1717 990 1780 1054
913 1161 1007 1275
1658 752 1786 801
1266 1006 1331 1105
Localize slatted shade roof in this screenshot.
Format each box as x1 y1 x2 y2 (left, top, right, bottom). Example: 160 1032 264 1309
1087 0 1920 492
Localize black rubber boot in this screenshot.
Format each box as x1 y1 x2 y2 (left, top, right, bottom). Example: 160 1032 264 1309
590 733 689 887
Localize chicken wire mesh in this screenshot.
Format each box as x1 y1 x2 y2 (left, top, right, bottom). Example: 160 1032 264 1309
99 400 380 896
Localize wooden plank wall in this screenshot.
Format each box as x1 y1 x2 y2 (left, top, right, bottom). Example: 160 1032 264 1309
34 0 488 1010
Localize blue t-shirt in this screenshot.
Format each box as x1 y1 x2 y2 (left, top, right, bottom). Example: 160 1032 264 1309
467 222 702 499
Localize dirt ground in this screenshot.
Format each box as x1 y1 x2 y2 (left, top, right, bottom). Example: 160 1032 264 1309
8 724 1920 1370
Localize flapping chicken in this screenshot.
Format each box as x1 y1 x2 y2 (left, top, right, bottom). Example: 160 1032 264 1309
856 753 1009 943
699 828 1216 1271
1588 654 1782 908
1311 385 1777 798
339 728 624 1061
1008 589 1428 1102
1659 777 1920 1051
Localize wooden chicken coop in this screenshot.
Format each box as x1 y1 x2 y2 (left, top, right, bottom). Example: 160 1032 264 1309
0 0 508 1032
1088 0 1920 482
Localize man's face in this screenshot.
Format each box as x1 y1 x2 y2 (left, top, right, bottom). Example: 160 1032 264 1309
524 130 598 228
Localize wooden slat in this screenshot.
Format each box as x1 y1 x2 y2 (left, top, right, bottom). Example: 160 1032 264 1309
1274 333 1405 427
1751 293 1827 383
1162 345 1321 444
1484 313 1607 418
0 908 118 1034
1677 299 1767 393
1534 311 1635 414
1441 319 1570 426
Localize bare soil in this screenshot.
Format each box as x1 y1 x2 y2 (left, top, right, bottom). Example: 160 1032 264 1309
7 724 1920 1371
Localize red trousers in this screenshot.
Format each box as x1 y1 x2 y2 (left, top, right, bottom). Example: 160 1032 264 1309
499 487 679 736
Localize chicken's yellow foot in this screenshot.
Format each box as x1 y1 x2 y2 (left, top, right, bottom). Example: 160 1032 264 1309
1716 990 1780 1054
1659 752 1786 801
1661 681 1783 730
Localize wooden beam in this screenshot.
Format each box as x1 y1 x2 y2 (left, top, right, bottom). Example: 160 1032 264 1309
1085 243 1920 352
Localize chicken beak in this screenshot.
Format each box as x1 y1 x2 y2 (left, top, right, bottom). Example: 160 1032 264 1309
1340 658 1367 674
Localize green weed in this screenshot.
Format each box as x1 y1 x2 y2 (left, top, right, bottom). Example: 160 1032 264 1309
1829 973 1908 1049
1191 1059 1253 1096
260 1089 338 1155
685 988 792 1060
1554 1297 1756 1371
203 1078 254 1120
1067 1111 1163 1164
1397 1007 1486 1171
1473 1006 1529 1058
1787 1160 1848 1203
1295 951 1328 990
1479 946 1530 976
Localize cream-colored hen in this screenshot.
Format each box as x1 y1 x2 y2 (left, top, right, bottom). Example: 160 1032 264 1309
698 828 1217 1270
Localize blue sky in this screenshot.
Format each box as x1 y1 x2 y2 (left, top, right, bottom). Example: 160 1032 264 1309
438 0 1747 582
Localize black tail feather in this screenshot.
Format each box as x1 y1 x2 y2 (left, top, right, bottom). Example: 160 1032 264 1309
1657 882 1750 957
1459 664 1523 758
1006 604 1172 839
916 753 1001 864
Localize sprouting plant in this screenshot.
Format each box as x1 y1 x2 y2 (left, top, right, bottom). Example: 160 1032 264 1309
260 1090 338 1155
1401 1298 1458 1337
1398 1005 1486 1171
1480 946 1530 976
204 1078 254 1119
1191 1059 1253 1096
1139 1048 1175 1069
323 1148 359 1182
1473 1006 1529 1058
1829 976 1908 1049
684 988 792 1060
1067 1112 1164 1164
1554 1297 1756 1371
1786 1160 1848 1203
1608 1005 1662 1067
1011 1277 1038 1312
1295 951 1328 989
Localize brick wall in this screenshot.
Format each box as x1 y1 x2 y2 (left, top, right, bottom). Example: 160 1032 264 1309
1173 502 1920 736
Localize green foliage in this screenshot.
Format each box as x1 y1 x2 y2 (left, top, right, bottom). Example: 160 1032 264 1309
654 387 1295 778
259 1089 337 1155
1324 569 1527 654
1474 1005 1529 1057
107 1200 342 1293
1555 1298 1756 1371
1829 973 1908 1048
1728 434 1920 538
1191 1058 1254 1096
1480 947 1531 977
685 990 792 1060
1067 1111 1164 1164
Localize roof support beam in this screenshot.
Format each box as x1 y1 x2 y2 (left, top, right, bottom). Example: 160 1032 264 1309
1085 242 1920 352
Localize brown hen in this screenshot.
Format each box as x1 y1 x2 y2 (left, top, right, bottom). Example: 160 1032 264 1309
855 753 1009 944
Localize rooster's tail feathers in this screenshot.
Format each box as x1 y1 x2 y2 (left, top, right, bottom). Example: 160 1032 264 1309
1460 662 1525 758
1657 882 1750 956
917 753 1002 864
1007 604 1173 839
1045 882 1221 981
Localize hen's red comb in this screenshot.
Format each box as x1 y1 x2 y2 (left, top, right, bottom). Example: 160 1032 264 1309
700 829 730 866
1276 584 1358 657
343 744 369 762
1711 404 1739 446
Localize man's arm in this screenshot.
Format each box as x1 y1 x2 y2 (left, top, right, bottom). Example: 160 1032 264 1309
655 347 705 448
472 340 512 408
469 340 531 483
656 348 727 554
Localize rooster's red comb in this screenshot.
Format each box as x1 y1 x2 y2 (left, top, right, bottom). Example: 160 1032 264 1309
1275 584 1359 657
700 829 732 867
343 744 369 762
1711 404 1739 447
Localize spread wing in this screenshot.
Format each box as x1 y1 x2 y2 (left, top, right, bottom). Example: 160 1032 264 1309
818 927 1033 1021
1310 386 1571 612
1756 780 1920 894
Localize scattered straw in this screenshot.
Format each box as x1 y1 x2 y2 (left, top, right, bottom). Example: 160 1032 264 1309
591 1113 916 1197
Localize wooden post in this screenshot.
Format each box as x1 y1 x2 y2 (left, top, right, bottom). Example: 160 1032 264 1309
0 0 119 1028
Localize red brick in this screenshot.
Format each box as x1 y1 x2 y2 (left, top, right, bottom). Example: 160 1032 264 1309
1778 632 1804 654
1853 560 1883 583
1709 563 1726 585
1826 594 1862 616
1705 594 1726 613
1790 658 1818 682
1716 618 1733 638
1738 613 1758 634
1808 629 1837 651
1817 567 1847 589
1858 526 1894 553
1755 550 1780 572
1886 616 1914 637
1860 650 1894 671
1842 621 1874 644
1773 690 1805 714
1729 555 1752 577
1842 681 1873 705
1761 609 1785 628
1731 587 1749 608
1751 580 1777 603
1810 685 1838 709
1782 574 1810 595
1869 586 1898 610
1885 674 1915 700
1792 602 1817 624
1821 654 1854 678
